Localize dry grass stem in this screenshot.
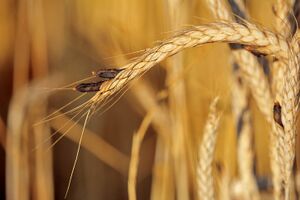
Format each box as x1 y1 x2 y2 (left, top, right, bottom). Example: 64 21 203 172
0 117 6 150
6 90 31 200
166 1 192 199
217 167 231 200
128 112 154 200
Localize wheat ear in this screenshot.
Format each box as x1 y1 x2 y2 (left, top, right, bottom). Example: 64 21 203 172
197 97 220 200
278 48 299 199
232 49 284 199
233 50 273 121
90 22 289 107
273 0 295 195
237 111 260 200
271 1 298 199
272 0 296 121
271 47 299 200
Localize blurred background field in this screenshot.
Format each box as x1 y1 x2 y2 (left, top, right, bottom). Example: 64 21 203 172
0 0 299 200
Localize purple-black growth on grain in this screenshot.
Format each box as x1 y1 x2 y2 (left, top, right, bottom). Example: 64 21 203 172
75 81 104 93
273 102 284 128
94 68 124 80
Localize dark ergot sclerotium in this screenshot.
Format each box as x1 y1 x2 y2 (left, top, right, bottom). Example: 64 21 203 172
75 81 104 93
273 102 284 128
95 68 124 80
